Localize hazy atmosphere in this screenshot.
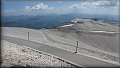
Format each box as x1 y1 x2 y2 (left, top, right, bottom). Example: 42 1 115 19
2 0 119 16
1 0 120 67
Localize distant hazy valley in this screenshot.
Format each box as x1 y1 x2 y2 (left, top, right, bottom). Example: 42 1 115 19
2 13 119 29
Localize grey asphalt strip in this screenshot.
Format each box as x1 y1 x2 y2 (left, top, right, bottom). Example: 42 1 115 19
2 35 120 67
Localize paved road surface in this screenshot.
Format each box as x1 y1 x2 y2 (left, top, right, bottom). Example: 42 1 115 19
2 35 120 67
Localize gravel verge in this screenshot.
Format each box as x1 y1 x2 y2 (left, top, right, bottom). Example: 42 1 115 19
1 40 78 68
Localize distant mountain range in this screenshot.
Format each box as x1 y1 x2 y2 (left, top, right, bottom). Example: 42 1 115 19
2 13 119 29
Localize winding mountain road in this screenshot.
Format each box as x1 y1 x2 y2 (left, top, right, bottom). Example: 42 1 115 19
1 27 120 67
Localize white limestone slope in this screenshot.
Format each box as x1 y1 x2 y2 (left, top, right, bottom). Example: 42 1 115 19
1 40 76 67
1 18 120 66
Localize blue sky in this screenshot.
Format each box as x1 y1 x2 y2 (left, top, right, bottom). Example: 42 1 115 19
2 0 119 16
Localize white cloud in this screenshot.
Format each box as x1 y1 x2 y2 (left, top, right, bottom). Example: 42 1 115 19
70 0 119 9
6 10 15 13
24 6 32 12
69 0 119 15
57 1 63 3
24 3 54 12
32 3 48 10
4 0 118 16
96 1 111 6
116 1 119 7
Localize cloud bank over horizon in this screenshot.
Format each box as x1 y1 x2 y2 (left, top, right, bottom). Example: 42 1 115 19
3 0 119 16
